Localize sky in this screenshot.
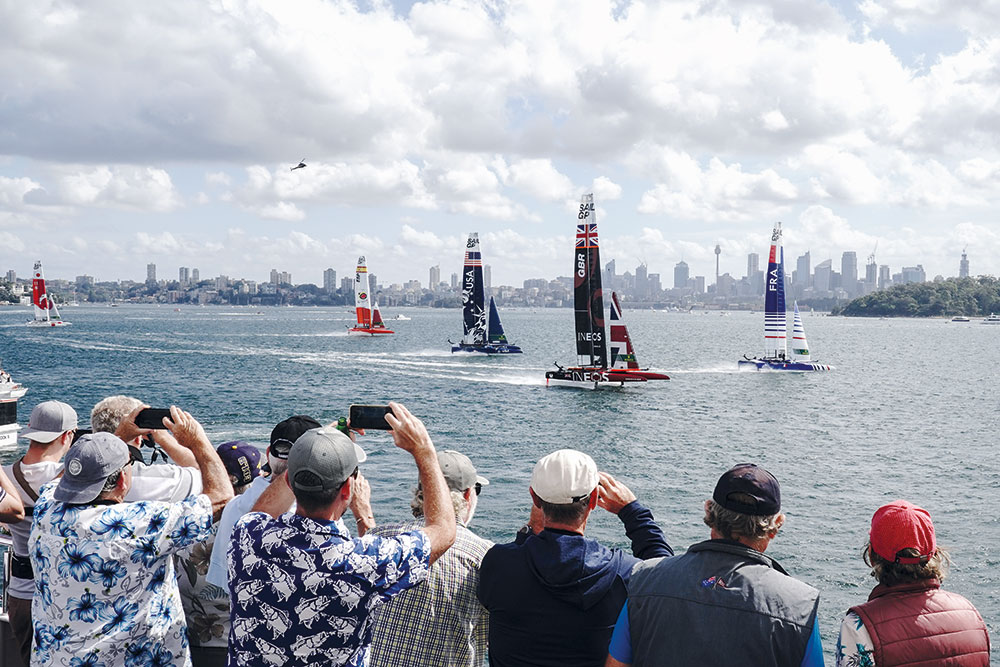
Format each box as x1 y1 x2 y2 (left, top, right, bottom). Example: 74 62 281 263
3 0 1000 288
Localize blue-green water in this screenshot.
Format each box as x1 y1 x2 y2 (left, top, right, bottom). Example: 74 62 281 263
1 304 997 659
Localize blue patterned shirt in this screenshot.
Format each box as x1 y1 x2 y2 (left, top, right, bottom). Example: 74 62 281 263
227 512 431 667
28 482 214 667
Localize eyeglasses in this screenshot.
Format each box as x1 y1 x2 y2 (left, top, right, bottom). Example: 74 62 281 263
270 438 295 459
351 467 359 479
474 482 483 496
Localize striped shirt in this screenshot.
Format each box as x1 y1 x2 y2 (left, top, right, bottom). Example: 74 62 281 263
368 520 492 667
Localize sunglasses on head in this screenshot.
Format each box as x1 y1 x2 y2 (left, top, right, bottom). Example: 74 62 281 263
270 438 295 458
474 482 483 496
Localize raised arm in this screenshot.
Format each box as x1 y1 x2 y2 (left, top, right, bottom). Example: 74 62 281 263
598 472 672 559
163 406 233 520
385 402 455 564
0 467 25 523
148 429 197 467
252 470 295 519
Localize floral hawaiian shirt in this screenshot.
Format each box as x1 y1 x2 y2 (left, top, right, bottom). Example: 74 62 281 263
28 482 214 667
227 511 431 667
175 522 232 649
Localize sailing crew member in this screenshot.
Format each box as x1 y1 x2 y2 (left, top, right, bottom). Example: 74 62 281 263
835 500 990 666
606 463 824 667
368 450 493 667
477 449 671 667
227 403 456 666
2 400 77 667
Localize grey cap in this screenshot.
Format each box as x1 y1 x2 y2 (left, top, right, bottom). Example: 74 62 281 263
55 432 130 503
20 401 78 443
437 450 489 492
288 427 367 493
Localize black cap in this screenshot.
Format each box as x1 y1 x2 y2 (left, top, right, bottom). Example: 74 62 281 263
713 463 781 516
269 415 322 459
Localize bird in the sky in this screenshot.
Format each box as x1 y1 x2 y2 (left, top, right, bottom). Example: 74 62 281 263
291 159 307 171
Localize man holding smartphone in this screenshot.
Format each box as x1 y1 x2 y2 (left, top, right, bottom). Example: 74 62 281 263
228 402 456 667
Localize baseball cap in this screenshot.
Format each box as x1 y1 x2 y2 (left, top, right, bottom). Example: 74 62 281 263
55 432 130 503
713 463 781 516
217 440 263 487
437 450 489 493
530 449 598 505
269 415 322 459
870 500 936 564
20 400 78 443
288 427 367 493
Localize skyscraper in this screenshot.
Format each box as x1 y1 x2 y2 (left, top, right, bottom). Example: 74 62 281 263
746 253 759 278
674 261 689 289
959 249 969 278
714 244 721 291
429 265 441 290
191 268 199 283
841 251 858 297
450 273 459 289
484 264 492 289
323 268 337 293
878 265 891 289
813 259 832 291
603 259 616 291
635 263 648 298
796 252 811 289
146 263 156 283
179 267 190 284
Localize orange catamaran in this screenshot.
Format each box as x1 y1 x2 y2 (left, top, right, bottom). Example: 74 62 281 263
348 256 393 336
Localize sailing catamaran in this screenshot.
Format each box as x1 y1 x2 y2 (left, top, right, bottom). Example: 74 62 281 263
451 233 521 354
27 261 70 327
738 223 832 371
348 256 394 336
545 194 669 389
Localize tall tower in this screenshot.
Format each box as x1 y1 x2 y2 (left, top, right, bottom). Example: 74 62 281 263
146 263 156 283
714 244 721 291
959 248 969 278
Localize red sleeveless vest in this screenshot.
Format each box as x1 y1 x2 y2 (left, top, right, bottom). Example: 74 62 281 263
849 578 990 667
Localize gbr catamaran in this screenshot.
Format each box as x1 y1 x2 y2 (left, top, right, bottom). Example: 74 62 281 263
27 261 70 327
545 194 669 389
348 256 394 336
738 223 832 371
451 233 521 354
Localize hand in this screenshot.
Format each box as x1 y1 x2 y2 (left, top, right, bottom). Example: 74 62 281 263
162 406 210 450
349 473 373 519
597 472 636 515
115 404 153 443
384 402 434 456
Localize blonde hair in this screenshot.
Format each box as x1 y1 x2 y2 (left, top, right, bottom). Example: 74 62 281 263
410 485 468 520
704 497 782 541
864 543 951 586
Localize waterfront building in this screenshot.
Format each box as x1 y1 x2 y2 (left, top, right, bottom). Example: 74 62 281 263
714 245 721 292
323 268 337 293
796 252 811 289
192 268 200 283
693 276 705 294
76 275 94 289
635 263 649 299
179 267 190 284
900 265 926 284
484 264 491 290
5 270 15 282
340 276 353 293
960 249 969 278
878 265 891 290
429 265 440 291
146 263 156 282
746 253 759 278
814 260 832 292
841 252 858 297
450 272 459 289
674 261 689 289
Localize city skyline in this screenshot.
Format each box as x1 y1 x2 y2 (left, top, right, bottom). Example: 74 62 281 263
3 2 1000 285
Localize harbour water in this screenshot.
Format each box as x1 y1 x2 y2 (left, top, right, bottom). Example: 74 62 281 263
1 304 997 660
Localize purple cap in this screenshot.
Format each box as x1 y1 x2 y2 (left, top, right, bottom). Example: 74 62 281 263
217 441 262 487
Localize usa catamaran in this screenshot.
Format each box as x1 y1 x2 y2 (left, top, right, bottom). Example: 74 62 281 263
348 256 394 336
450 233 521 354
27 261 70 327
545 194 669 389
738 223 832 371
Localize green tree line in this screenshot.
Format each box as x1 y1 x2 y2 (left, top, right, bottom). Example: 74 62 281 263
834 276 1000 317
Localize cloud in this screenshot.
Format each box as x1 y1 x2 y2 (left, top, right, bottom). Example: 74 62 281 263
0 231 25 252
29 166 183 212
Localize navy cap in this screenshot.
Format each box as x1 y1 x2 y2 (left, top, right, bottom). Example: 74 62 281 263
713 463 781 516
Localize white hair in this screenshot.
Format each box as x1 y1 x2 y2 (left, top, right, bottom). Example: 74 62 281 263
91 395 143 434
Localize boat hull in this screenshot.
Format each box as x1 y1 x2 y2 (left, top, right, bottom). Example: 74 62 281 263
451 343 522 354
27 320 70 327
348 327 394 336
545 367 669 389
738 358 833 371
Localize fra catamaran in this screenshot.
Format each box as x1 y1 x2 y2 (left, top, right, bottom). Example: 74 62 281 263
738 223 832 371
545 194 669 389
450 233 521 354
27 261 70 327
348 256 394 336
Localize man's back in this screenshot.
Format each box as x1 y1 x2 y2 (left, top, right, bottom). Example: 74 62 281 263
368 520 492 667
227 511 431 667
626 540 820 666
478 529 639 667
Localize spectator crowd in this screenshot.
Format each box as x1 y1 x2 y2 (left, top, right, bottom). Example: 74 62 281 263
0 397 990 666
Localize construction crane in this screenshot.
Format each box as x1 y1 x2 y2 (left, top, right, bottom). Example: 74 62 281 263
867 241 878 267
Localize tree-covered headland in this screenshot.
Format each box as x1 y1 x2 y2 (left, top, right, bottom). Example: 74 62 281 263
834 276 1000 317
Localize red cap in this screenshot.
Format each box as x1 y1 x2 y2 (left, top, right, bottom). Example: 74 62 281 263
870 500 936 564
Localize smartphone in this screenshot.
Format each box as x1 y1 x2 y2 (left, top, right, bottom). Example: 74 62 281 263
135 408 172 430
349 404 393 430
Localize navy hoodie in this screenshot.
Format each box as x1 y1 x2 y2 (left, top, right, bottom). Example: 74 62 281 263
477 501 671 667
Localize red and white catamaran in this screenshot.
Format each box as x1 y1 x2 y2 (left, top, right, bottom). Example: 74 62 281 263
27 261 70 327
545 194 669 389
348 256 394 336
